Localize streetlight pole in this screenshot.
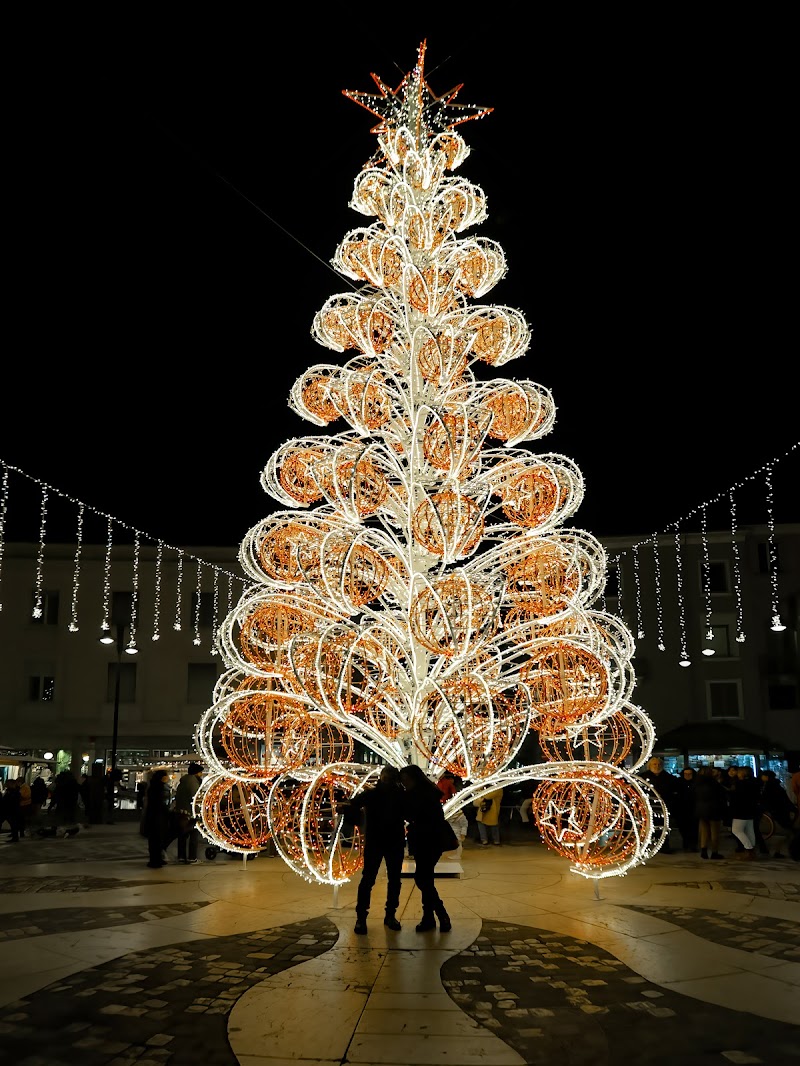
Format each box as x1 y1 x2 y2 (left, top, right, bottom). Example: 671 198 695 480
99 620 137 822
110 622 124 777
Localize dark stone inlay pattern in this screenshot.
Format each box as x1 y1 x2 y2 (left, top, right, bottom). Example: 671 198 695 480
619 905 800 960
0 917 339 1065
440 920 800 1066
0 876 172 894
668 877 800 903
0 901 212 940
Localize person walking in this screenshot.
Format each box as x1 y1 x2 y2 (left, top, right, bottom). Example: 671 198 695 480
142 769 175 868
474 787 503 846
173 762 204 864
399 764 454 933
343 765 406 934
694 765 726 859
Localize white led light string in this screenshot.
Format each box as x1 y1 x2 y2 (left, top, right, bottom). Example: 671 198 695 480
211 566 220 654
651 535 665 652
128 532 141 652
152 541 164 642
700 505 715 656
32 484 48 619
729 491 745 644
0 461 245 640
101 517 113 632
68 503 84 632
173 550 184 631
0 463 9 611
765 464 786 632
193 558 202 647
632 544 645 639
674 531 690 667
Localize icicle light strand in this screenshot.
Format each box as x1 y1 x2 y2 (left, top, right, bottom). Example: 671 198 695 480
68 503 84 632
700 505 715 655
729 491 745 644
765 464 786 632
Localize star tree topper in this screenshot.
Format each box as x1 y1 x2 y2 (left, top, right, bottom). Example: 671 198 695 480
343 38 493 160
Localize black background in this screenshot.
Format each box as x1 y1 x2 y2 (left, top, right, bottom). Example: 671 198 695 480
4 15 797 549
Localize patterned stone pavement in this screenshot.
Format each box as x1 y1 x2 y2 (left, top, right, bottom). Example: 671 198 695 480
1 823 798 1065
441 920 800 1066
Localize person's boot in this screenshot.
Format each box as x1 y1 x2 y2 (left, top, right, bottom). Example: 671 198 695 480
384 910 401 931
700 848 708 859
416 911 436 932
354 914 368 934
434 903 451 932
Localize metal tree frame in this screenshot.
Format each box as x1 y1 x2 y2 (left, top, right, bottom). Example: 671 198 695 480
193 42 664 885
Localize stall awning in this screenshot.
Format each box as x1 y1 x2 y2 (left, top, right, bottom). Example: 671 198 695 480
656 722 783 754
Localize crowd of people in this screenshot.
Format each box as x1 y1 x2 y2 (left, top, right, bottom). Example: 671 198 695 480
639 756 799 860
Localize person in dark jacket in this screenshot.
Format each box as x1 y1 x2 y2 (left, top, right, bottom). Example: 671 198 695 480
344 765 406 934
693 765 727 859
142 769 175 868
758 769 797 858
80 763 106 825
639 757 678 853
674 766 699 852
729 765 760 860
173 762 204 864
399 764 452 933
52 770 80 825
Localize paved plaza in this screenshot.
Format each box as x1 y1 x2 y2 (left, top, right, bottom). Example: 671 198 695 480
0 817 797 1065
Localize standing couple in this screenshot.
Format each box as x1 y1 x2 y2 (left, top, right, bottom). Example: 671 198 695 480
344 764 456 935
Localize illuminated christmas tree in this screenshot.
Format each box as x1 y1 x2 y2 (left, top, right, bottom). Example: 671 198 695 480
193 41 667 884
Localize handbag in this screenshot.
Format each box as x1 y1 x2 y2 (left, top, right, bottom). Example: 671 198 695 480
480 798 492 813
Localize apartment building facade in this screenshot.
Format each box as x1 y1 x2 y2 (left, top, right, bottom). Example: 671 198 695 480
0 524 798 784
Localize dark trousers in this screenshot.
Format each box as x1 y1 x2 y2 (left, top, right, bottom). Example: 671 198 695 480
410 844 444 915
177 825 200 861
356 841 404 918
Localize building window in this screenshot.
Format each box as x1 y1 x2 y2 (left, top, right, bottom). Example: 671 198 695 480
187 663 220 703
30 590 60 625
708 561 730 595
190 592 215 629
707 679 743 720
106 663 137 702
29 674 56 700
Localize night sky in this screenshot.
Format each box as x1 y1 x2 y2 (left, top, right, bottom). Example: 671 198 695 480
5 19 797 550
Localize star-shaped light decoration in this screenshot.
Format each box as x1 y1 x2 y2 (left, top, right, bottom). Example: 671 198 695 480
343 38 493 161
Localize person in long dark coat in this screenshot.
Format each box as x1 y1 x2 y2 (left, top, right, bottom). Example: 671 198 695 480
344 766 406 934
399 764 452 933
142 769 175 868
693 765 727 859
